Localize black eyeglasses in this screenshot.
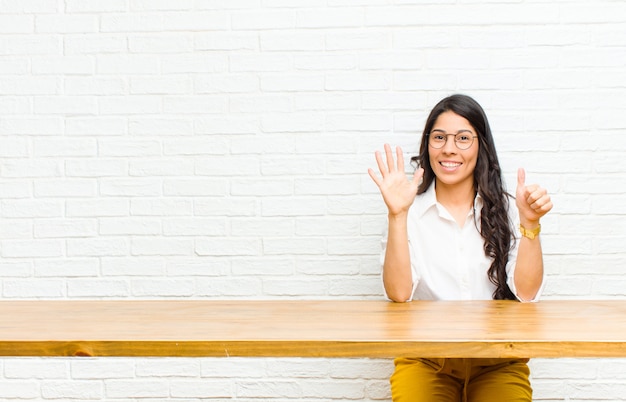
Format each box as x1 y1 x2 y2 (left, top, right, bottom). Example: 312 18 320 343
428 130 477 150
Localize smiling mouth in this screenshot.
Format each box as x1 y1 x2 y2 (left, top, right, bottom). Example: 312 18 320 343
440 161 461 169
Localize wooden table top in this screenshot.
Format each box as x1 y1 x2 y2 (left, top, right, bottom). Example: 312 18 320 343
1 299 625 358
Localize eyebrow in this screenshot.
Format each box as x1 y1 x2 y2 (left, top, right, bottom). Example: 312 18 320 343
430 129 474 134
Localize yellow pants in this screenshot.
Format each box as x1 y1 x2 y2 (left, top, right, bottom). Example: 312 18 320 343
390 358 532 402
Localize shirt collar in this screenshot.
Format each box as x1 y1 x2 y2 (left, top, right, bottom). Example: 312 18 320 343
415 181 483 219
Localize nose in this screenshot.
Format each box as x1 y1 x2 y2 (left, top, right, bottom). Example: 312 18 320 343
441 134 457 153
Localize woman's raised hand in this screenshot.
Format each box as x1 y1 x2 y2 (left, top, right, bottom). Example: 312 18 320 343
516 168 553 226
368 144 423 216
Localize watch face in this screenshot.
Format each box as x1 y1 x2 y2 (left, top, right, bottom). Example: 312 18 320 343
520 224 540 239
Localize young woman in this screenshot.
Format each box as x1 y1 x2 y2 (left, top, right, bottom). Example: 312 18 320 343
368 94 553 402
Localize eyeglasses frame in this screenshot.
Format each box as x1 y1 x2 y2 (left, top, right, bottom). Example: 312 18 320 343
427 130 477 150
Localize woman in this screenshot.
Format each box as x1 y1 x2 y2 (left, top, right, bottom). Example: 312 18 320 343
368 94 553 402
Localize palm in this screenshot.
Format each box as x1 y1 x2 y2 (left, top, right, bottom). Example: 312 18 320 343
368 145 422 216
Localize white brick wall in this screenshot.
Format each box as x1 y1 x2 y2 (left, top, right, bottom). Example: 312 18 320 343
0 0 625 400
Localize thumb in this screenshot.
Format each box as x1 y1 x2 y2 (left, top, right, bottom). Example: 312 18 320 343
411 167 424 188
517 167 526 189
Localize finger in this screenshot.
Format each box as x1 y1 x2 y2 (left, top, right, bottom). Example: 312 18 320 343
517 167 526 189
541 200 554 214
367 168 383 188
530 193 551 212
374 150 388 177
384 143 395 172
411 167 424 187
396 146 405 172
525 186 545 207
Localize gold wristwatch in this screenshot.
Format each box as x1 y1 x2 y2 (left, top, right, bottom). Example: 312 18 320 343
519 224 541 240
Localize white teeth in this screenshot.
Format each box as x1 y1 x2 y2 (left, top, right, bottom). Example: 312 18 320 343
441 162 461 167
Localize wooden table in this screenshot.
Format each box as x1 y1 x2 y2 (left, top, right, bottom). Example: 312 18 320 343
1 299 625 358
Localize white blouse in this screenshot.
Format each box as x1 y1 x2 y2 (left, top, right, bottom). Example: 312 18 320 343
380 183 544 302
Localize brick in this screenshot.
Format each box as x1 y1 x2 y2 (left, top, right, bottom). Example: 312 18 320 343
41 380 103 399
163 178 228 196
0 381 40 398
100 178 162 197
326 72 391 91
67 238 129 257
2 34 61 55
32 55 94 74
72 359 135 379
196 277 263 297
193 197 256 217
98 139 161 157
162 217 227 236
33 138 97 157
232 9 295 30
260 112 324 132
262 279 328 297
301 380 365 399
34 219 98 238
166 257 230 276
129 34 193 53
98 96 161 114
4 359 68 379
3 279 65 298
231 218 294 237
96 55 161 74
65 158 127 177
131 278 195 296
326 32 390 51
136 358 199 377
130 76 192 95
170 380 233 397
195 238 260 257
129 159 195 176
35 258 99 277
231 178 293 196
130 198 194 216
130 237 193 256
102 257 166 276
35 14 98 33
66 198 129 217
64 34 128 54
296 258 360 276
195 32 258 50
163 95 228 114
67 279 129 297
104 380 169 398
297 7 363 28
1 200 63 218
231 258 294 276
99 217 162 236
262 237 326 255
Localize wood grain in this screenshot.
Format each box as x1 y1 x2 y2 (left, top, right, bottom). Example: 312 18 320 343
1 300 625 358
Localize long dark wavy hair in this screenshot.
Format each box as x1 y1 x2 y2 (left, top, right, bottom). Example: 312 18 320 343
410 94 516 300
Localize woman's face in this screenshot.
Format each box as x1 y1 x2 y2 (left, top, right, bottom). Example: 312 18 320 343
428 110 479 190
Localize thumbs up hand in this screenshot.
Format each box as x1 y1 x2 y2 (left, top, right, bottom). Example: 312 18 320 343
515 168 553 226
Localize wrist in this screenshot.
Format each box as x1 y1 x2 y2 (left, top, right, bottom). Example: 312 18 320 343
519 218 540 230
519 222 541 240
388 211 408 222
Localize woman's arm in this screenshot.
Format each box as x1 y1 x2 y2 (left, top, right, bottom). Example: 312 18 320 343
382 212 413 302
513 168 553 301
368 144 423 302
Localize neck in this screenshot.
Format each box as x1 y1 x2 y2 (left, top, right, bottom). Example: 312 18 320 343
434 179 476 208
